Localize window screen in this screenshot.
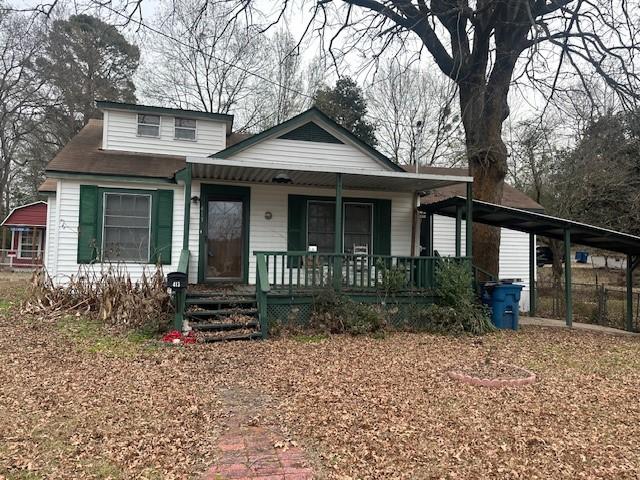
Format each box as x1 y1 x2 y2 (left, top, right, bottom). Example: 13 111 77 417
175 117 196 140
137 114 160 137
344 203 372 254
307 202 335 253
102 193 152 262
307 201 373 253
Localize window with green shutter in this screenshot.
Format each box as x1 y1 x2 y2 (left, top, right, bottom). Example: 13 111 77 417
287 195 391 255
77 186 173 265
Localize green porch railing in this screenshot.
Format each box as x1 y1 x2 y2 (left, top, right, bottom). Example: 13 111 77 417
256 252 270 338
254 251 470 294
173 248 190 331
254 251 471 337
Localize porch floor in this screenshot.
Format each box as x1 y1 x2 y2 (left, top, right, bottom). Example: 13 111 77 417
188 284 256 297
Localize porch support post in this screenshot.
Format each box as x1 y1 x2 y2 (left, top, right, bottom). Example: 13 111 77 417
182 163 192 251
425 213 433 256
564 229 572 327
529 233 536 316
465 182 473 264
626 254 634 331
334 173 343 289
455 205 462 257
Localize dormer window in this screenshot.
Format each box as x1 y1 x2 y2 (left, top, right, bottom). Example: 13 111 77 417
137 114 160 137
175 117 197 140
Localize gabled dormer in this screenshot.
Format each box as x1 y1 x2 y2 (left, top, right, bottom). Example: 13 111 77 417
96 101 233 157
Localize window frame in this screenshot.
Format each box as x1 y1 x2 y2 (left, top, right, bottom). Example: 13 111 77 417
17 229 42 259
137 113 161 138
343 202 374 254
100 190 153 264
174 117 197 141
305 200 374 254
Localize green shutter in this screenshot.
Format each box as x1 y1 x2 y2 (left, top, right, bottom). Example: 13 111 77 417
153 189 173 264
77 185 99 263
373 199 392 255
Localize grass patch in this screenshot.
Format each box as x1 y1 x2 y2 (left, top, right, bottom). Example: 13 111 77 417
87 459 124 479
0 299 11 311
293 333 329 343
56 315 157 357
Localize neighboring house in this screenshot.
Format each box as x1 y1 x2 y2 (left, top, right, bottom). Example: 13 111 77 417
419 167 544 312
0 201 47 269
40 100 537 339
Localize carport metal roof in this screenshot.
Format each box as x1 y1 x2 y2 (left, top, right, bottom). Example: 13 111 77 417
420 196 640 256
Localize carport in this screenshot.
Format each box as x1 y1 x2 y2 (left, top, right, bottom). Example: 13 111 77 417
420 196 640 331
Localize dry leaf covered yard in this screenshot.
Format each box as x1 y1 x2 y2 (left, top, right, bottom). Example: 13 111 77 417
2 276 640 479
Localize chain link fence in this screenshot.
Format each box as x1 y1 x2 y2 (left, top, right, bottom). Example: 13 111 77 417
536 280 640 331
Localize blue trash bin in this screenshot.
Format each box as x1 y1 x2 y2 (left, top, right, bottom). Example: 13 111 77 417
575 251 588 263
481 281 524 330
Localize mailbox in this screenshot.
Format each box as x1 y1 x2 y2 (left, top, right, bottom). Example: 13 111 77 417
166 271 187 291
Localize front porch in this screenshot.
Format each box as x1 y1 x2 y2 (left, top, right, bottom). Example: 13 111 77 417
171 156 474 340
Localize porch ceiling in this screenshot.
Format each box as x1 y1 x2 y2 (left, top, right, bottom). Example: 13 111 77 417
187 157 472 193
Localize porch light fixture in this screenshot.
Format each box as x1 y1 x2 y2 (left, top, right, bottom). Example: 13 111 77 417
272 173 292 184
191 195 200 204
264 211 273 220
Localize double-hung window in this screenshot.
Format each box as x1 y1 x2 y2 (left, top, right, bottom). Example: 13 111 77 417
102 193 152 262
307 201 373 254
18 230 41 259
137 114 160 137
175 117 197 140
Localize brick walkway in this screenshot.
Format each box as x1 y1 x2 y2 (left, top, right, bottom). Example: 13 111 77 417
203 426 315 480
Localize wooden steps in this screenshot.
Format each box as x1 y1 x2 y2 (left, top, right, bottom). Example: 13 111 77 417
185 290 261 342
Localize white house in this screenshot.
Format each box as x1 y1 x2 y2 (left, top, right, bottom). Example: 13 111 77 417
40 101 539 338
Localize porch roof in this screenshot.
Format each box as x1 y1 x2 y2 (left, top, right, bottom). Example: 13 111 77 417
187 157 472 193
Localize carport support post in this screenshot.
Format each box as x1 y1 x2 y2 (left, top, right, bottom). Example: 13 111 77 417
626 254 633 331
529 234 536 316
455 206 462 257
564 229 572 327
465 182 473 265
334 173 343 289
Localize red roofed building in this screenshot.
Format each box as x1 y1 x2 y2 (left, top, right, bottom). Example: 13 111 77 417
1 201 47 268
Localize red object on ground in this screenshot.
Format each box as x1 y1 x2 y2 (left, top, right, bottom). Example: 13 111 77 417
162 330 196 344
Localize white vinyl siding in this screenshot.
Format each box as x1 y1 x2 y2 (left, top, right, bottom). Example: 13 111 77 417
103 110 226 156
432 214 535 312
229 137 393 171
48 179 184 285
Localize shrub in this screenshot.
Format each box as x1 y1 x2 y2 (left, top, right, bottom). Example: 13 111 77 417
22 264 171 332
410 260 495 335
310 289 385 335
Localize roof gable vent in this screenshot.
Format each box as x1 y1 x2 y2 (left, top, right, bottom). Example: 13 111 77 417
279 122 344 144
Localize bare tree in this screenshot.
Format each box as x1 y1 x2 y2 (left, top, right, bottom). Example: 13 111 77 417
0 11 49 217
367 58 464 167
141 0 268 130
258 29 306 128
204 0 640 275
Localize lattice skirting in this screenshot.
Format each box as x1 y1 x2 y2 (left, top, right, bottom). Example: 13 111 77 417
265 294 436 331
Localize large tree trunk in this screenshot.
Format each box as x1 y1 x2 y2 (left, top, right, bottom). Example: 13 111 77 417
458 73 510 277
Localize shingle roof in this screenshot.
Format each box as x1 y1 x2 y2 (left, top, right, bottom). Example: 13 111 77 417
45 119 187 179
38 179 57 193
409 166 544 211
